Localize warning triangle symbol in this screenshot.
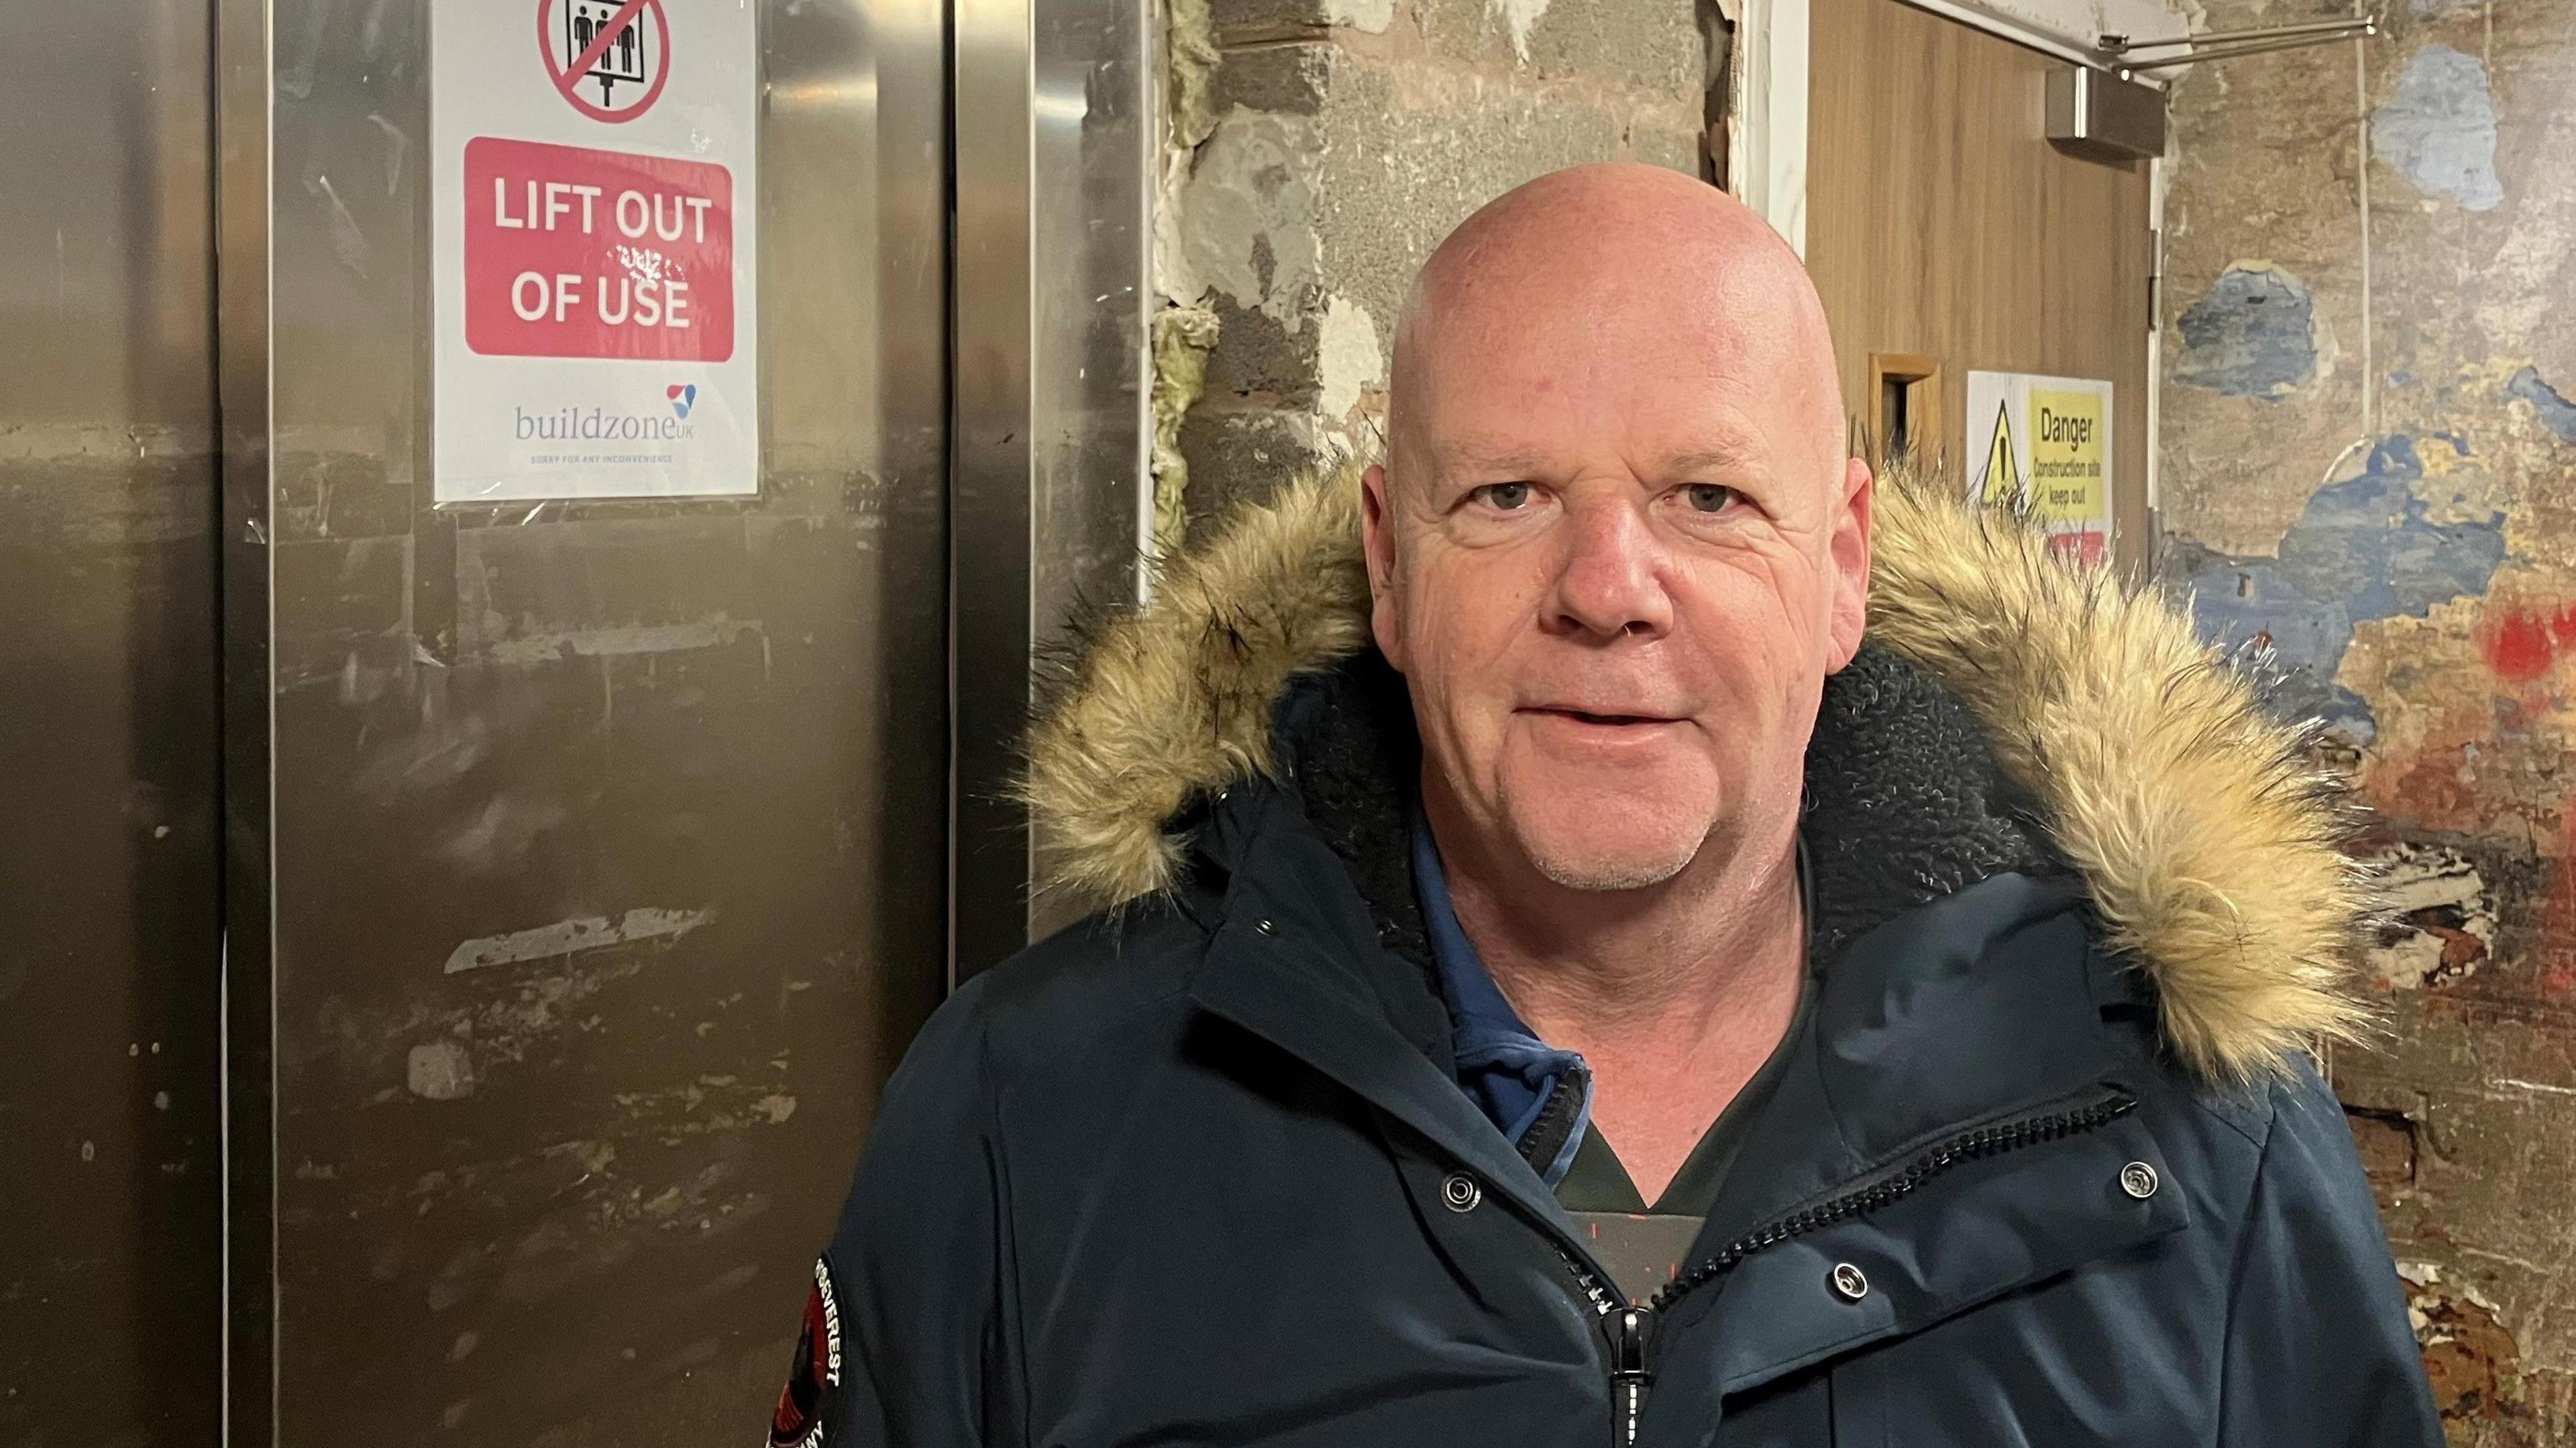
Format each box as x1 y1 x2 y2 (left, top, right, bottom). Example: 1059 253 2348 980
1981 400 2023 503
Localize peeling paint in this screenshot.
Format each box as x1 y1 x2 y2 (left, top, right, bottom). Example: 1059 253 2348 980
1173 109 1322 325
2174 265 2318 398
2167 0 2576 1424
2174 437 2508 737
2403 428 2505 526
2506 365 2576 444
442 907 710 976
2373 45 2505 212
2398 1263 2526 1422
1327 0 1397 31
2365 842 2496 989
1491 0 1554 61
1316 294 1384 422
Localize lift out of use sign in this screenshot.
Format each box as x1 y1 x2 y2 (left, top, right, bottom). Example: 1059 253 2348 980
1965 371 2113 565
431 0 759 502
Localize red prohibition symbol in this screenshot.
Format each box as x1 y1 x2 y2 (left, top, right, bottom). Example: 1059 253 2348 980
537 0 672 123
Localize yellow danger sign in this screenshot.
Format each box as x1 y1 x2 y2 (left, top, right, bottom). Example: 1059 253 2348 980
2027 388 2104 527
1964 370 2113 564
1980 400 2021 503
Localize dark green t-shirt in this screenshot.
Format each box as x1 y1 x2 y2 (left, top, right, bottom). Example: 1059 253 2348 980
1558 842 1817 1302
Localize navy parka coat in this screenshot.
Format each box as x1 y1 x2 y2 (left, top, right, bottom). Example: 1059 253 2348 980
771 471 2443 1447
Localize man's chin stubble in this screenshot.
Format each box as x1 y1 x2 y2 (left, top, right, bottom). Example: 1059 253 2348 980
1525 844 1697 893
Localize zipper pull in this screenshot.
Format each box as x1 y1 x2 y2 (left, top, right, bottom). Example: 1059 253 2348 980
1607 1304 1654 1445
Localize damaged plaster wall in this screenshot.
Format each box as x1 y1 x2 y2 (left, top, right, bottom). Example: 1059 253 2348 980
2161 1 2576 1437
1151 0 1709 542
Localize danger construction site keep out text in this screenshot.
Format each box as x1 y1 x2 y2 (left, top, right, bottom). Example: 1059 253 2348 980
464 135 734 362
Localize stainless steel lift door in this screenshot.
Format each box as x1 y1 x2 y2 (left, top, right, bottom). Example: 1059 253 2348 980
5 0 1145 1437
213 0 953 1440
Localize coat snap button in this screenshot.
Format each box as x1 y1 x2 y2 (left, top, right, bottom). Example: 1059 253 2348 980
2120 1161 2160 1200
1829 1262 1869 1301
1440 1172 1482 1213
1253 918 1276 936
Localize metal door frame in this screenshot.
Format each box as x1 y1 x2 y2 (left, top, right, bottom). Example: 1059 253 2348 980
951 0 1155 983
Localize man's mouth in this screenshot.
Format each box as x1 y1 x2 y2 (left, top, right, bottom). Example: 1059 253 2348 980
1526 706 1678 727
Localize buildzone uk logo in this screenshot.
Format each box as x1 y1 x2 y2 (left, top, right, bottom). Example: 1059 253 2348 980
513 400 698 443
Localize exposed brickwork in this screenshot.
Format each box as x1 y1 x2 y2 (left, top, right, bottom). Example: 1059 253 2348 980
1154 0 1707 537
2164 2 2576 1439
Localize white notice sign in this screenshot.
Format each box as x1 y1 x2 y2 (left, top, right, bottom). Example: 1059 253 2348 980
433 0 759 502
1965 371 2113 565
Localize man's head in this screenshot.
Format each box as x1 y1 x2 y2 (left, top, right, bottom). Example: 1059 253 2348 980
1364 163 1871 895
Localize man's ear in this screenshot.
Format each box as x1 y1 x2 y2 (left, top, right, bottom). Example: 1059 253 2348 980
1361 463 1407 671
1824 455 1873 672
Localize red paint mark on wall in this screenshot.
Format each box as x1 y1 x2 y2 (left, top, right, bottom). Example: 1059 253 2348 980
2479 602 2576 681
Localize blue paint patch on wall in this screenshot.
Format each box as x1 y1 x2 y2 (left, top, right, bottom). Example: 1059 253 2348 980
2177 435 2508 738
2373 45 2505 211
2174 267 2318 398
2508 365 2576 443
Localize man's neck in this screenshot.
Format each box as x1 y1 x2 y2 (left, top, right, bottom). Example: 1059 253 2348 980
1424 791 1809 1203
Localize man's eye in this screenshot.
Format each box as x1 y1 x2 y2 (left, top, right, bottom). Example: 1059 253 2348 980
1683 484 1739 513
1475 482 1534 511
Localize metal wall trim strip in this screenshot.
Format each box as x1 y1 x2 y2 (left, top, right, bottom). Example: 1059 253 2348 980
211 0 278 1441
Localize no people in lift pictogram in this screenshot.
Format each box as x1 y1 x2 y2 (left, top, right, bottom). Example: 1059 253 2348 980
538 0 671 123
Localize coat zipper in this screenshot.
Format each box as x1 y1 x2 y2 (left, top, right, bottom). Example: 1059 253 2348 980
1548 1086 2139 1446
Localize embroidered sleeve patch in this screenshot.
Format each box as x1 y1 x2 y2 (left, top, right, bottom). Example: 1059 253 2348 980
768 1256 843 1448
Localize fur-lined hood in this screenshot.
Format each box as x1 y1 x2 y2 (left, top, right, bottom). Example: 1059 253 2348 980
1024 465 2376 1083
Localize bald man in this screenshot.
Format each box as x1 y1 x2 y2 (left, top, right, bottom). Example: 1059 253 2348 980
774 166 2438 1447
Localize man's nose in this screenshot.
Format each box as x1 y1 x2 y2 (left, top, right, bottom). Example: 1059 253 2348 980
1545 497 1673 641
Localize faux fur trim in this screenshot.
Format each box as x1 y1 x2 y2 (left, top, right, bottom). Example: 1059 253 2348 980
1022 463 2376 1082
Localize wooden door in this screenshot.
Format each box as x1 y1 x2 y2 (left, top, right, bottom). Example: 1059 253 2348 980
1805 0 2155 571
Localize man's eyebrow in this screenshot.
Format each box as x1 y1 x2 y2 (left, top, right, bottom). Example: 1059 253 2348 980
1432 441 1551 475
1662 445 1767 477
1425 441 1770 478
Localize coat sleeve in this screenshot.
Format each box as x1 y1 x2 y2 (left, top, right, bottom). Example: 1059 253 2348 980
2216 1065 2445 1447
800 979 1020 1447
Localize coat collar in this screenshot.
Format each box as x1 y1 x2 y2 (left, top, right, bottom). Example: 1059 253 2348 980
1026 461 2380 1084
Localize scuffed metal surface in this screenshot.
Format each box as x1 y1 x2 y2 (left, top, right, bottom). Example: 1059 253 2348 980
2166 0 2576 1434
264 458 948 1444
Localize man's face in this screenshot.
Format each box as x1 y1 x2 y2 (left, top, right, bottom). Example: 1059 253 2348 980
1364 260 1870 893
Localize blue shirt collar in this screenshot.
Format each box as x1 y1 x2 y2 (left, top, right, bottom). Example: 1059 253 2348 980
1411 807 1591 1184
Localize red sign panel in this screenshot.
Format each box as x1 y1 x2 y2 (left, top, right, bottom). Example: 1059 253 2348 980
463 136 734 361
